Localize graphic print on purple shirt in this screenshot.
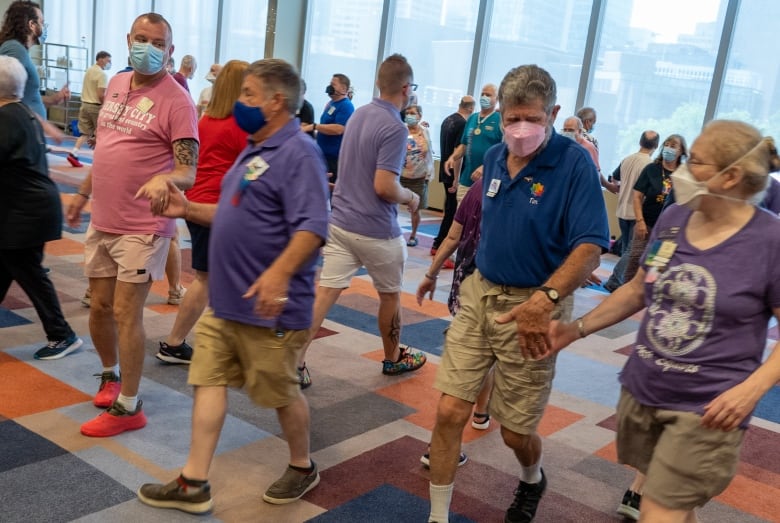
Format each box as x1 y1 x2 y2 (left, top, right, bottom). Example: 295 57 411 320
619 204 780 427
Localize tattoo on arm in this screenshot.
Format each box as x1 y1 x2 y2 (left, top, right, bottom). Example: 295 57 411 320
173 138 199 166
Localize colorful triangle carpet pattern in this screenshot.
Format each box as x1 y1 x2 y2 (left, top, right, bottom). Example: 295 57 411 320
1 150 778 522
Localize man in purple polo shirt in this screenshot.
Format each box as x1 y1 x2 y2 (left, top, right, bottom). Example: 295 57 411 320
295 54 427 389
137 59 330 514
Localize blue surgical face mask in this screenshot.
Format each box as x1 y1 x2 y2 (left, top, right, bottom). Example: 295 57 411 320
405 114 419 126
38 24 47 44
479 95 492 109
661 146 678 162
233 100 267 134
129 42 165 75
561 130 577 141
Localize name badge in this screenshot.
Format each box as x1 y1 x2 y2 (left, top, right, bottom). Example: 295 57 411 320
327 106 336 116
487 178 501 197
136 97 154 113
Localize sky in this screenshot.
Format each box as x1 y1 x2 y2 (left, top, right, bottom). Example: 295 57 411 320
630 0 721 43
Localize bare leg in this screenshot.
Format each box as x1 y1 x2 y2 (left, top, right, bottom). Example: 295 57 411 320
113 279 153 396
276 394 312 467
181 385 227 480
501 427 542 468
166 270 208 346
410 209 420 241
296 285 344 367
89 276 119 367
166 231 182 295
377 291 401 361
430 393 473 485
630 471 647 493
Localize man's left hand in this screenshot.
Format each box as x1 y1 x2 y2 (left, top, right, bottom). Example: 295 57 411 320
243 268 291 320
135 174 172 214
495 294 555 360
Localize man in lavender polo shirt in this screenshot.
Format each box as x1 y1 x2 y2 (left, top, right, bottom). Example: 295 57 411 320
137 59 330 512
294 54 427 388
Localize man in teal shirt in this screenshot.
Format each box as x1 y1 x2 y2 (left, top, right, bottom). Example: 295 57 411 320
444 83 503 203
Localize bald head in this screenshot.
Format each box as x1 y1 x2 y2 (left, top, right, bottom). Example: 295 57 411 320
459 95 475 114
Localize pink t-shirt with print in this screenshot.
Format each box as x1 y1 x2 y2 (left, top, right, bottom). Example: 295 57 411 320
91 72 198 237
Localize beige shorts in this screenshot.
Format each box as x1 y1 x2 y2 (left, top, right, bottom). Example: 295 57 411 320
188 309 309 409
435 270 573 435
616 387 744 510
84 226 169 283
318 224 407 293
400 177 428 210
77 102 101 137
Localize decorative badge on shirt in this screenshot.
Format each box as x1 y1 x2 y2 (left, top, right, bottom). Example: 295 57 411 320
487 178 501 197
232 156 270 206
136 97 154 113
529 182 544 205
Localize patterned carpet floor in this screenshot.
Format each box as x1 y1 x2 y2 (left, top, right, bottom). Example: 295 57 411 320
1 150 778 522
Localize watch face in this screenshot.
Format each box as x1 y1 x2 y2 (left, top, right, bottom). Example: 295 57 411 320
548 289 559 301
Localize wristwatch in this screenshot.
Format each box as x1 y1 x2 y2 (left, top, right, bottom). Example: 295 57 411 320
536 286 560 304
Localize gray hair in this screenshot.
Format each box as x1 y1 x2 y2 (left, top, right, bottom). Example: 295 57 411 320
0 55 27 100
246 59 301 115
498 64 557 114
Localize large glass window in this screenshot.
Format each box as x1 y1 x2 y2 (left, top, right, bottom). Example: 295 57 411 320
219 0 269 64
154 0 220 103
39 0 93 93
387 0 480 151
302 0 384 115
715 2 780 141
591 0 727 173
479 0 594 120
94 1 153 75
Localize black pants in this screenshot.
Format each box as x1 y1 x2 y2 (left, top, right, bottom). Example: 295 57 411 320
0 244 74 341
433 179 458 249
325 155 339 184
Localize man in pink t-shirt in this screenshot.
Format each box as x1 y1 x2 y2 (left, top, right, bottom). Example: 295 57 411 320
67 12 199 438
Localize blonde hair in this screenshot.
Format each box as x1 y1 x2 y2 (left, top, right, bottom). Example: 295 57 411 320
704 120 780 196
204 59 249 120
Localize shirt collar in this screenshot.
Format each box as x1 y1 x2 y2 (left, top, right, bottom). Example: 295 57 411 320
245 118 300 152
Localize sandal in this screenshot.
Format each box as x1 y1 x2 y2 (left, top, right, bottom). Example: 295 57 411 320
472 412 490 430
406 237 418 247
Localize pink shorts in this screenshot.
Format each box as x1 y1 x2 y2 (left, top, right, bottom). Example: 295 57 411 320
84 226 170 283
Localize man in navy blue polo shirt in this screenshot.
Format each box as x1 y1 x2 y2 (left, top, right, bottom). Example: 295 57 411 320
426 65 609 523
138 59 330 513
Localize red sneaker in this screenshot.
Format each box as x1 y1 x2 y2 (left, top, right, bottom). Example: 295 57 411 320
66 153 83 167
430 247 438 256
442 259 455 270
94 371 121 407
81 400 147 437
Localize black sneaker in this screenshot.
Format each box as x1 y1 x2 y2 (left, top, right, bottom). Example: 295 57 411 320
156 340 193 364
616 489 641 521
505 469 547 523
420 452 467 468
34 334 83 360
137 475 213 514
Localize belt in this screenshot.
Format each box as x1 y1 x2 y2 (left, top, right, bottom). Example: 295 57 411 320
82 102 101 105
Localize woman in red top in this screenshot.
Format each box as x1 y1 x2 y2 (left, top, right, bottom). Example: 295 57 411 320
157 60 249 363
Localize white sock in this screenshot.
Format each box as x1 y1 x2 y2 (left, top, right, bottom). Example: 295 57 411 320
429 482 454 523
520 458 542 484
103 365 120 376
70 147 78 156
116 393 138 412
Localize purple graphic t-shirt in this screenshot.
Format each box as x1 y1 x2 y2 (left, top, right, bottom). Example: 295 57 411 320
619 204 780 426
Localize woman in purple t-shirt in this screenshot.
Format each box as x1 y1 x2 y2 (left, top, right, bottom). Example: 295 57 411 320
544 120 780 523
